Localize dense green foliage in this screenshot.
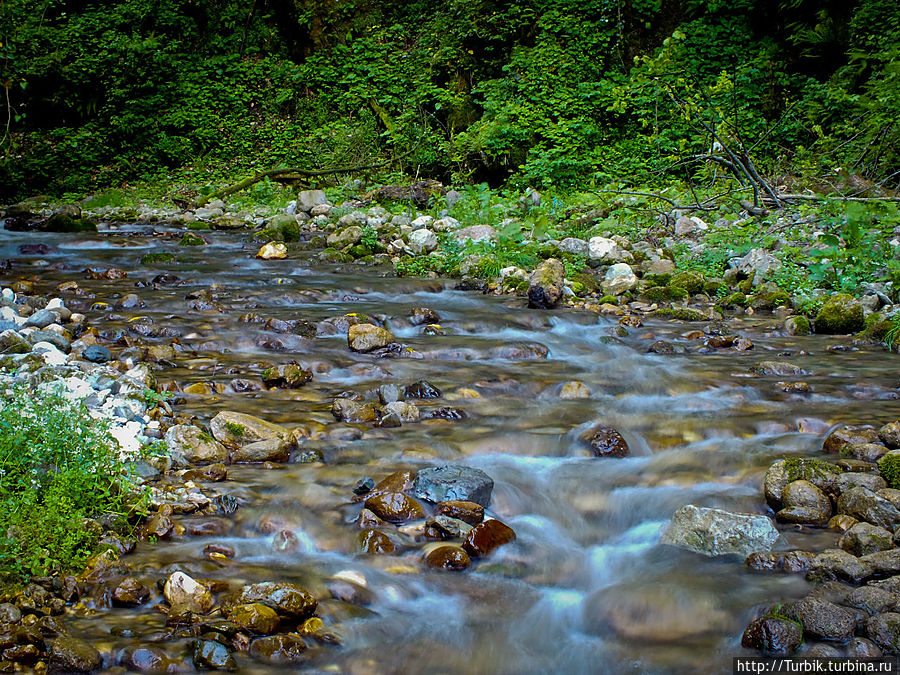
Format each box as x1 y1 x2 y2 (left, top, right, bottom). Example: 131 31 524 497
1 0 899 198
0 385 144 583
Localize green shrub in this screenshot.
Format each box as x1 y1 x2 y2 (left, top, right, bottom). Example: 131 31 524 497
0 385 146 584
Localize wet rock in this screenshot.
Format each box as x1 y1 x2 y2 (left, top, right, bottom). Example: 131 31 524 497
785 596 856 640
357 529 394 554
364 492 425 523
113 577 151 607
745 550 817 573
815 293 865 334
839 522 894 557
272 530 300 553
412 466 494 507
579 424 629 458
527 258 565 309
647 340 676 354
847 637 883 658
425 515 473 539
193 639 237 671
777 480 832 525
257 242 287 260
660 504 779 557
353 477 375 496
373 470 416 493
331 398 380 423
0 603 21 624
558 381 591 399
424 545 471 571
404 380 442 399
119 646 181 673
382 401 420 422
881 421 900 449
844 443 891 463
231 438 289 463
227 603 280 635
837 487 900 529
262 364 312 389
164 572 214 614
832 472 887 494
824 425 880 454
829 514 859 531
143 512 174 539
861 549 900 576
435 500 484 525
233 582 317 619
462 519 516 557
249 634 308 665
845 586 897 615
348 323 394 352
810 548 873 583
866 613 900 653
165 424 228 465
750 361 805 376
409 307 441 326
48 637 102 673
764 458 842 508
741 616 803 654
209 411 288 448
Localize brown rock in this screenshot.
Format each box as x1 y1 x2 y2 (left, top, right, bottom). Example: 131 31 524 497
232 582 317 619
824 425 881 454
230 438 289 463
777 480 832 526
112 577 150 606
227 603 280 635
374 470 416 494
424 545 471 571
580 424 629 458
844 443 891 463
462 519 516 558
249 634 308 665
357 529 395 554
364 492 425 523
436 500 485 525
348 323 394 352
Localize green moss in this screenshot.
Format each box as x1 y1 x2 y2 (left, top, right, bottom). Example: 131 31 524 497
642 286 669 302
721 292 747 307
179 232 205 246
597 295 619 304
737 279 754 295
224 422 245 437
643 273 672 287
44 214 97 232
571 271 599 294
781 457 841 483
654 307 706 321
814 293 865 334
186 222 211 231
198 431 214 443
570 281 585 295
878 454 900 489
786 315 811 335
751 289 792 310
703 280 723 296
857 318 892 342
666 285 689 301
671 271 704 294
140 252 176 265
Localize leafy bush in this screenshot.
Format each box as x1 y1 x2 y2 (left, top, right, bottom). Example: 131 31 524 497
0 385 145 584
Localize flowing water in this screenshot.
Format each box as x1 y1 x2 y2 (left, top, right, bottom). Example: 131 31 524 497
4 225 900 674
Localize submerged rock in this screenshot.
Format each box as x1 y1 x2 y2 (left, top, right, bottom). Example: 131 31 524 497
462 519 516 557
579 424 629 458
661 504 779 557
741 616 803 654
364 492 425 523
48 637 102 673
424 545 471 571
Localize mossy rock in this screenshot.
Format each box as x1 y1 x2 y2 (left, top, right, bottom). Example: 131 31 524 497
319 250 352 263
571 271 599 294
671 271 704 294
186 221 212 231
814 293 865 334
737 279 754 295
44 214 97 232
751 289 792 310
597 295 618 305
720 292 747 308
703 280 723 296
308 235 327 248
570 281 585 296
140 252 176 265
266 214 301 242
654 307 706 321
643 273 672 287
856 318 892 343
348 244 372 258
179 233 206 246
878 453 900 489
642 286 669 302
666 285 689 301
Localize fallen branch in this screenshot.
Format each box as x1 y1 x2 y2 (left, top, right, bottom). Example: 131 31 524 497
764 194 900 204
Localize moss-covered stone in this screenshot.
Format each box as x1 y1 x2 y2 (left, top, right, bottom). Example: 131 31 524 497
187 222 212 231
571 271 599 294
814 293 865 334
785 315 811 335
671 271 704 294
737 279 754 295
597 295 619 305
703 280 723 296
666 285 689 301
642 286 669 302
179 232 206 246
642 273 672 287
721 292 747 308
44 213 97 232
878 453 900 489
140 252 176 265
654 307 706 321
751 289 792 310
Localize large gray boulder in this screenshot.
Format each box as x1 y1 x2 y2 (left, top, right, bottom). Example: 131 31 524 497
412 466 494 507
660 504 779 557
